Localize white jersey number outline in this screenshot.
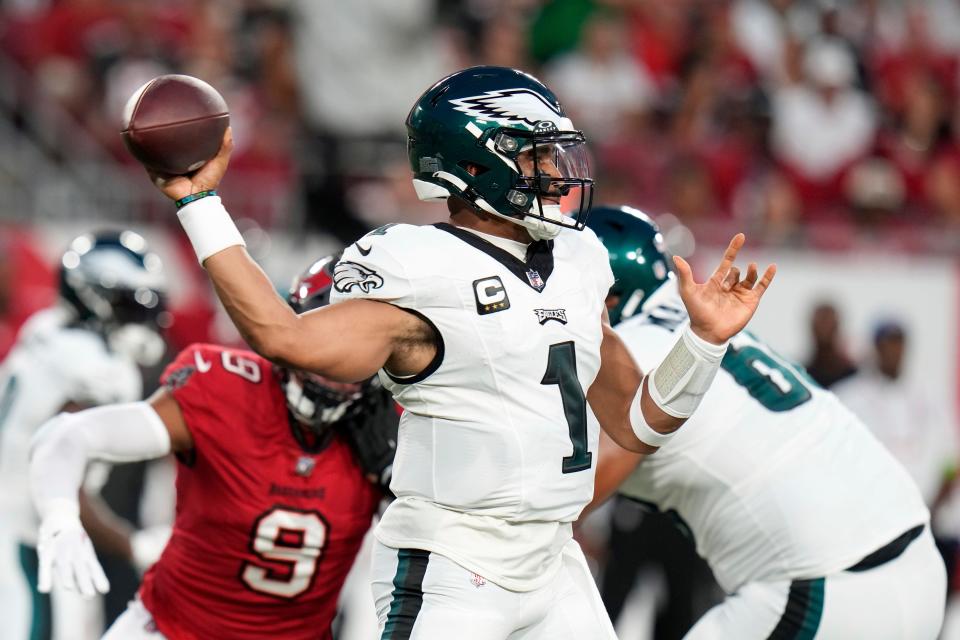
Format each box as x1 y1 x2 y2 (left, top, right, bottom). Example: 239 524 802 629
219 352 262 383
721 334 814 412
240 507 328 599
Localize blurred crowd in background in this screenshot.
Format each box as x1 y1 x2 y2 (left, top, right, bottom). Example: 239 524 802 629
5 0 960 247
0 1 959 638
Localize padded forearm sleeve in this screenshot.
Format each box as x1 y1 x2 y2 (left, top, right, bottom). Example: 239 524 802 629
646 325 728 419
29 402 171 517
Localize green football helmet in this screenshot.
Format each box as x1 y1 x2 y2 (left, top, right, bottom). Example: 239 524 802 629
406 66 594 240
586 205 674 325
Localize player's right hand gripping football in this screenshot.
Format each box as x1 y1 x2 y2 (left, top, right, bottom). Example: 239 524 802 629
149 128 234 202
674 234 776 345
36 500 110 597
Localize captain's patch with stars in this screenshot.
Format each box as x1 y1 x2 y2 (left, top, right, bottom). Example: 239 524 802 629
473 276 511 315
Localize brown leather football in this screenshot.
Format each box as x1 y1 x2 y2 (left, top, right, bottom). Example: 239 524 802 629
121 75 229 175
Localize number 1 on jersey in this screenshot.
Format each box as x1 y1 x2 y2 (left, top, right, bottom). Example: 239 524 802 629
542 341 592 474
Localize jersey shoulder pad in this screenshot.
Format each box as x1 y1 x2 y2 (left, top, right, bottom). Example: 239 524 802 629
16 307 69 343
162 343 273 392
331 223 429 307
161 344 280 448
41 325 141 405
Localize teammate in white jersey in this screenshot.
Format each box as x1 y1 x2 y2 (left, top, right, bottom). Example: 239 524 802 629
587 205 947 639
0 230 168 640
141 66 775 639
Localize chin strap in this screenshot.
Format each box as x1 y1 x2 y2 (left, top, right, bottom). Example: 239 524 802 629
414 175 567 241
473 195 564 241
519 202 565 240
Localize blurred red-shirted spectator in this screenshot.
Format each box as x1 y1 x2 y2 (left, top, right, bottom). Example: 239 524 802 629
771 38 877 215
0 230 56 359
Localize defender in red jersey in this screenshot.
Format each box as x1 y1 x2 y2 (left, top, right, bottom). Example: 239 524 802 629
28 256 397 639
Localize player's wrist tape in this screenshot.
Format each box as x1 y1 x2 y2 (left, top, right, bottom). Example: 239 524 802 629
629 378 678 448
176 195 246 264
174 189 217 209
647 325 728 419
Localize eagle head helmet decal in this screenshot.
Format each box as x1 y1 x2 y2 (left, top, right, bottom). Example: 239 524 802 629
448 88 571 131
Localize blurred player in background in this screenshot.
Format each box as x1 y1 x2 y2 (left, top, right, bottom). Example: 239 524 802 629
588 206 947 639
803 302 858 389
29 254 397 640
0 230 168 640
833 320 960 600
145 66 775 639
834 321 959 520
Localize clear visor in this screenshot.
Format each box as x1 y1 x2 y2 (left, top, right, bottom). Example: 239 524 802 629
497 129 595 230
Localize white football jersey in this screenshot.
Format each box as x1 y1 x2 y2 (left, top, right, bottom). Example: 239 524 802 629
615 282 930 594
330 222 613 590
0 307 142 544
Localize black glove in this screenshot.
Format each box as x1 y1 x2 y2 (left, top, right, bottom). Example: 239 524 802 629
338 388 398 494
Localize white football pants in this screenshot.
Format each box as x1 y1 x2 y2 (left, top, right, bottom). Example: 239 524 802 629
371 538 617 639
101 598 167 640
685 526 946 639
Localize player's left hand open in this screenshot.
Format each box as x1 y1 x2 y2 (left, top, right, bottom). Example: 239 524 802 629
148 127 234 202
674 233 776 345
37 504 110 598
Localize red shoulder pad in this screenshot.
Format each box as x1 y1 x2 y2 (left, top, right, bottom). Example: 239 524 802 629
161 343 273 393
161 344 283 456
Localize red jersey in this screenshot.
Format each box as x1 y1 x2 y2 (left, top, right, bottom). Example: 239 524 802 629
140 344 381 640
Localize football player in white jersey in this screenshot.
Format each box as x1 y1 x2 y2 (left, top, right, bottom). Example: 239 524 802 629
139 66 775 639
0 230 168 640
587 205 947 639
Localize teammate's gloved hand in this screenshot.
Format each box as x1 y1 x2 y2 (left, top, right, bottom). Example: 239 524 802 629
130 525 172 574
36 499 110 597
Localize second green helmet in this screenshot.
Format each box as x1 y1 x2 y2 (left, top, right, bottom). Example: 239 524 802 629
586 205 674 325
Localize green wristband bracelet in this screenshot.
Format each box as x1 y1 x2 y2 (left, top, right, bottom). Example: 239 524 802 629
175 190 218 210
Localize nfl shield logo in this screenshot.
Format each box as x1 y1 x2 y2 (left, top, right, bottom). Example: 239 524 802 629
526 269 545 290
295 456 316 477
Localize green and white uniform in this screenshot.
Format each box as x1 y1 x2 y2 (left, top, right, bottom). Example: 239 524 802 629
0 307 141 640
331 222 617 638
616 281 945 639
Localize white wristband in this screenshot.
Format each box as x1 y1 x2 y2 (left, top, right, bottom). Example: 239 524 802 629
629 378 677 448
647 325 728 419
176 195 245 264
